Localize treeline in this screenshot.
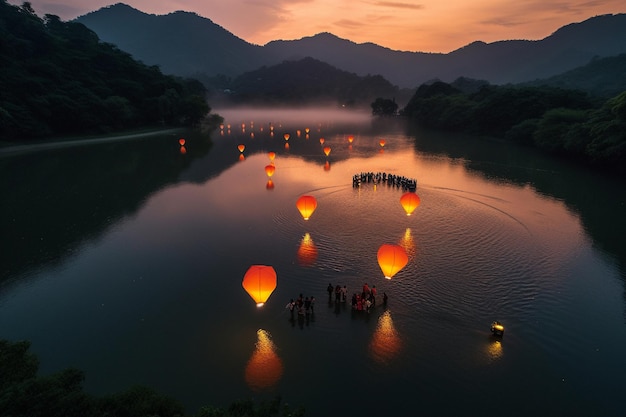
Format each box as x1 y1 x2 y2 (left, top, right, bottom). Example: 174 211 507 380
0 1 212 141
401 81 626 173
203 57 413 108
0 339 305 417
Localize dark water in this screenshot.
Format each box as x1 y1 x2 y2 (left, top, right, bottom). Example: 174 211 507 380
1 108 625 416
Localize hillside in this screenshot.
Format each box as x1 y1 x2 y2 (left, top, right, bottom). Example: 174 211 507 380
0 1 211 140
76 5 626 89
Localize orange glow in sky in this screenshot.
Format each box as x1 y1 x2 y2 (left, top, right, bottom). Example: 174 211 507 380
11 0 625 52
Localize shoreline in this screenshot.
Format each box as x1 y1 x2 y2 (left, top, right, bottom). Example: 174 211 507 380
0 128 180 156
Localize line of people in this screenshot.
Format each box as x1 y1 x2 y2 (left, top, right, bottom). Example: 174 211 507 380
286 293 315 317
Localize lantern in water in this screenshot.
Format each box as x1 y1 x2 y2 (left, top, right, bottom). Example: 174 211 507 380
324 161 331 171
238 144 245 153
283 133 290 141
379 139 386 147
265 164 275 178
400 192 421 216
323 146 331 156
245 329 283 391
348 135 354 143
268 151 276 161
242 265 277 307
178 138 186 146
296 195 317 220
377 244 408 279
266 179 274 190
179 146 187 155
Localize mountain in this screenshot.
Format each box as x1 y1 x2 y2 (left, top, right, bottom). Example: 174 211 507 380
76 5 626 89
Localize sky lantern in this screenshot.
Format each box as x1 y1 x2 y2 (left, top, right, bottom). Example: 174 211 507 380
323 146 331 156
219 124 224 130
265 164 276 178
348 135 354 143
283 133 290 141
238 144 245 153
245 329 283 391
178 138 186 146
296 130 301 137
379 139 386 147
268 151 276 161
296 195 317 220
377 244 408 279
305 128 310 134
319 137 325 145
242 265 277 307
400 192 421 216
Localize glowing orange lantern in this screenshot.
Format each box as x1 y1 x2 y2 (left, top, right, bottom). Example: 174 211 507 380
319 138 325 145
400 192 421 216
178 138 186 146
265 164 275 178
377 244 408 279
283 133 290 141
348 135 354 143
242 265 277 307
268 151 276 161
305 128 310 134
238 144 245 153
296 195 317 220
323 146 331 156
379 139 386 147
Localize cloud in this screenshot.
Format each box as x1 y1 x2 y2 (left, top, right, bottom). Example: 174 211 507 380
373 2 425 10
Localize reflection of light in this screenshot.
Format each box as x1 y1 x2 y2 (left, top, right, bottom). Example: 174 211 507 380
179 146 187 155
245 329 283 391
487 339 503 361
297 233 318 266
239 154 245 161
398 228 416 259
324 161 331 171
284 142 289 150
369 311 401 363
266 179 275 190
268 152 276 161
283 133 290 141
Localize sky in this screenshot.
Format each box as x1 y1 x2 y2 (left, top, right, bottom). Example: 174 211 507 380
9 0 626 53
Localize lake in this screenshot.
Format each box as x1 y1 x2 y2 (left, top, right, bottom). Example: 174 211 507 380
1 107 625 416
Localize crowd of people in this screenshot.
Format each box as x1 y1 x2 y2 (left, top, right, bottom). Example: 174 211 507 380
326 282 388 312
352 171 417 192
285 293 316 317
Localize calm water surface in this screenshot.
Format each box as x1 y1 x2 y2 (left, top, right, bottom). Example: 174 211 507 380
1 108 625 416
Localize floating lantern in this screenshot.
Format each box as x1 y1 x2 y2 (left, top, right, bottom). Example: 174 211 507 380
348 135 354 143
265 164 275 178
242 265 277 307
296 130 301 137
377 244 408 279
491 321 505 337
400 192 421 216
238 144 245 153
319 138 325 145
219 124 224 130
283 133 290 141
245 329 283 391
379 139 386 147
178 138 186 146
268 151 276 161
296 195 317 220
323 146 331 156
305 128 310 134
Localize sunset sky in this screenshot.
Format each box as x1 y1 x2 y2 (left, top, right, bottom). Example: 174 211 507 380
9 0 625 52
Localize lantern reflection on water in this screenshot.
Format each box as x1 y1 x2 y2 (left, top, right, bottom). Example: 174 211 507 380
400 192 421 216
242 265 277 307
244 329 283 391
369 310 401 363
268 151 276 161
266 179 275 190
297 233 318 266
377 244 408 279
296 195 317 220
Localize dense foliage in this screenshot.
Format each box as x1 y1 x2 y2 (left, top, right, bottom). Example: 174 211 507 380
401 81 626 174
0 339 305 417
0 1 212 141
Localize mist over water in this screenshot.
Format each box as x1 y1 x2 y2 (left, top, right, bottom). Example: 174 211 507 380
1 107 625 416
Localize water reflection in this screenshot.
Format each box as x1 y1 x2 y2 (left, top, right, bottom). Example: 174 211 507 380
486 338 503 362
369 310 401 363
244 329 283 391
398 227 417 260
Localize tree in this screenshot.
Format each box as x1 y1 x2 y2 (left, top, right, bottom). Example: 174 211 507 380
371 97 398 116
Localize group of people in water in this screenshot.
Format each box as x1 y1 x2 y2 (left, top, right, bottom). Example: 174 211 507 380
286 294 316 317
327 282 388 312
352 171 417 192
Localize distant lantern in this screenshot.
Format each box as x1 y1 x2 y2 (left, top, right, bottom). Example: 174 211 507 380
296 130 302 136
319 137 325 145
265 164 276 178
379 139 386 147
178 138 186 146
305 128 310 134
377 244 408 279
268 151 276 161
283 133 290 141
348 135 354 143
238 144 245 153
242 265 277 307
219 124 224 130
323 146 331 156
296 195 317 220
400 192 421 216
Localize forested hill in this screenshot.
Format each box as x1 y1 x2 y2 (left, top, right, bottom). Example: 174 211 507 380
0 1 211 141
215 57 410 107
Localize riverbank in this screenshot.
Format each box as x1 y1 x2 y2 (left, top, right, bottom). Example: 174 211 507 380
0 128 180 156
